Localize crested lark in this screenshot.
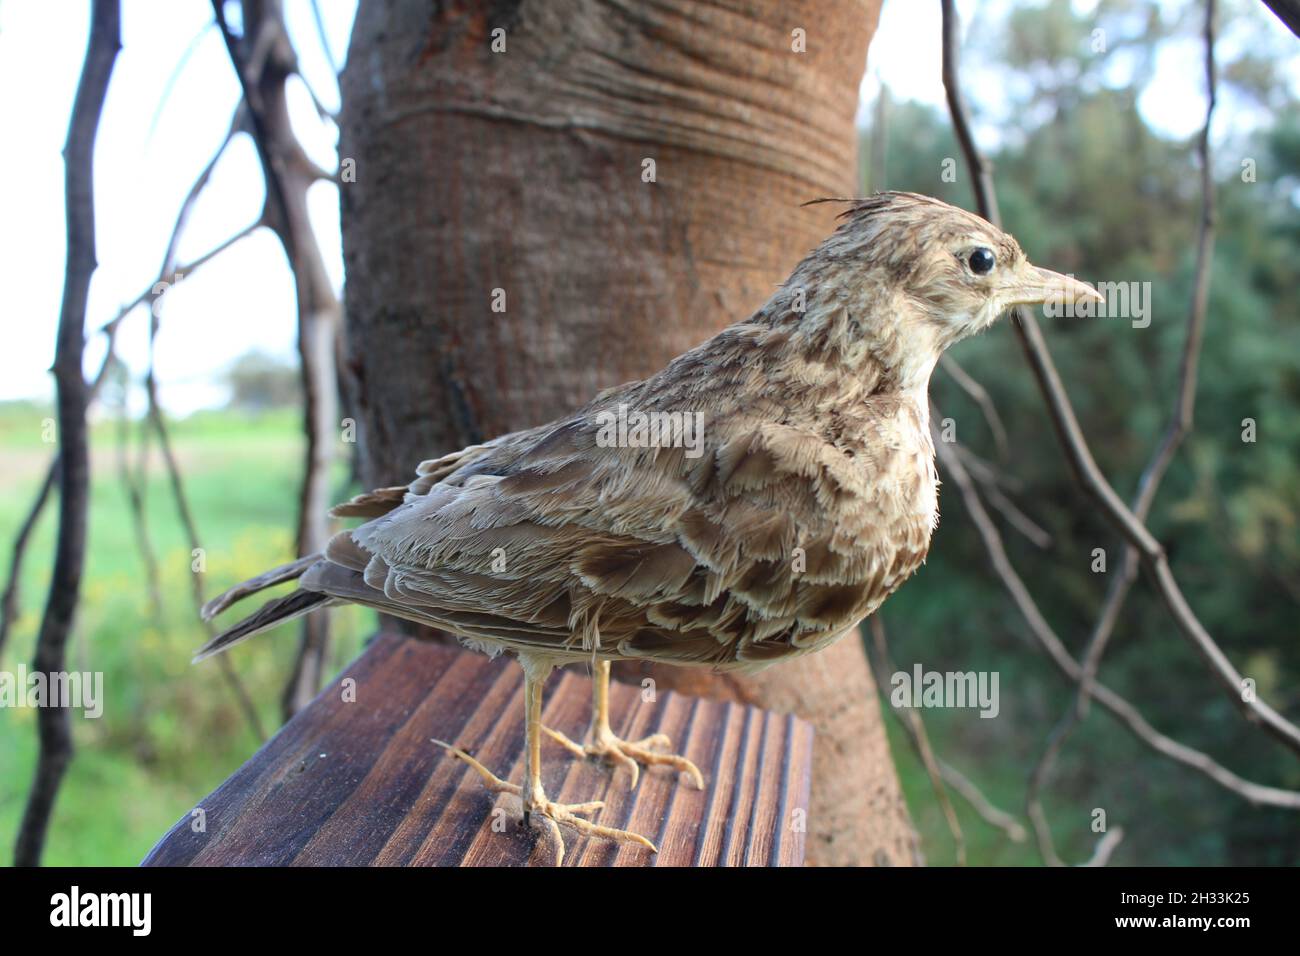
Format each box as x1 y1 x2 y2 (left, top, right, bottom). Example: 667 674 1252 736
197 192 1102 864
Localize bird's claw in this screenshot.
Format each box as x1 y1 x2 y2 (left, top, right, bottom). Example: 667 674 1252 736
433 738 658 866
542 725 705 791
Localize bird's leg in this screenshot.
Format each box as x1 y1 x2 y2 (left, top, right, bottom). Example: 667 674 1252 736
434 654 658 865
542 660 705 790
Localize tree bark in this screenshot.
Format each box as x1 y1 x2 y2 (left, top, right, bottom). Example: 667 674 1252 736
339 0 917 865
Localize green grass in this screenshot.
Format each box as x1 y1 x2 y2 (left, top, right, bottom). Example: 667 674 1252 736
0 404 373 866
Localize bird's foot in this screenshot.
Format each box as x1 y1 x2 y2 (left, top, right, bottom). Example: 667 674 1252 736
541 724 705 791
432 739 658 866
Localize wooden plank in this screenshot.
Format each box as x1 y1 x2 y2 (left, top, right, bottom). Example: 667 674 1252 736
142 633 814 867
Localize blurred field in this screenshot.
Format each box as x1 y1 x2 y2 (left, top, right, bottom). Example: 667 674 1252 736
0 403 373 866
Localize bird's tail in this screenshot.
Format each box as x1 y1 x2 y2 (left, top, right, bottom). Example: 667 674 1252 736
193 555 333 663
199 554 320 621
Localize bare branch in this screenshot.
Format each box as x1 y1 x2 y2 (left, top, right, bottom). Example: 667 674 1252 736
102 90 272 742
1025 0 1219 867
953 440 1053 550
15 0 120 868
937 760 1027 844
89 92 276 745
955 442 1024 493
95 222 261 339
934 424 1300 810
0 317 126 659
117 403 163 621
940 354 1009 460
139 210 268 747
95 99 258 342
142 358 267 743
939 0 1300 757
213 0 343 719
1026 710 1094 866
867 616 967 865
161 111 249 266
941 5 999 225
1080 827 1125 867
0 462 57 658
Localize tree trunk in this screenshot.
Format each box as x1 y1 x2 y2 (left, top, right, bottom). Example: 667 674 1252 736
339 0 917 865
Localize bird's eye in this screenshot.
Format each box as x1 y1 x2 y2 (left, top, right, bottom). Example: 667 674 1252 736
968 248 996 275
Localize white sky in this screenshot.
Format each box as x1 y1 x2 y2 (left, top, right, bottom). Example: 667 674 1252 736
0 0 353 413
0 0 1295 414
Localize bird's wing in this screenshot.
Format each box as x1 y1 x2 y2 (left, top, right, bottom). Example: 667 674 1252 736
311 381 928 668
328 423 554 518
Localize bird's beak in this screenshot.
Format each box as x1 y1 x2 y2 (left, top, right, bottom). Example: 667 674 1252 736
1005 266 1104 310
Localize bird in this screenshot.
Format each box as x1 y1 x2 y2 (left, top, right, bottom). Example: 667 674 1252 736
196 191 1102 864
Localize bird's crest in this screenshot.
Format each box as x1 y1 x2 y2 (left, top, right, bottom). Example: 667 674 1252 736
802 192 971 222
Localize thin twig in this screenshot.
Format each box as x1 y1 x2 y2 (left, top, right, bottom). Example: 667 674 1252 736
937 759 1027 843
1026 722 1070 866
1081 827 1126 867
14 0 120 868
117 396 163 621
143 364 267 743
955 442 1024 493
0 463 58 658
94 106 261 343
0 323 124 658
102 95 274 745
940 354 1010 460
867 616 967 865
950 438 1052 549
96 102 256 339
981 481 1052 549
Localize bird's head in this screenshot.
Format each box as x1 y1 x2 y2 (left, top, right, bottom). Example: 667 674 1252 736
786 192 1102 387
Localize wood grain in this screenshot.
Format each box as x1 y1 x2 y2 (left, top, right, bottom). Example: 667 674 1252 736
143 633 813 867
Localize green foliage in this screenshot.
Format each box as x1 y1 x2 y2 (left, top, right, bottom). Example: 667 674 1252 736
863 0 1299 865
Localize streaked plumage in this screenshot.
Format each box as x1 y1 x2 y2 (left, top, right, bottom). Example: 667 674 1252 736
197 192 1101 863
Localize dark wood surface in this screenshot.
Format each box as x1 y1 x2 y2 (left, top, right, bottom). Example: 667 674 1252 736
143 633 814 866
